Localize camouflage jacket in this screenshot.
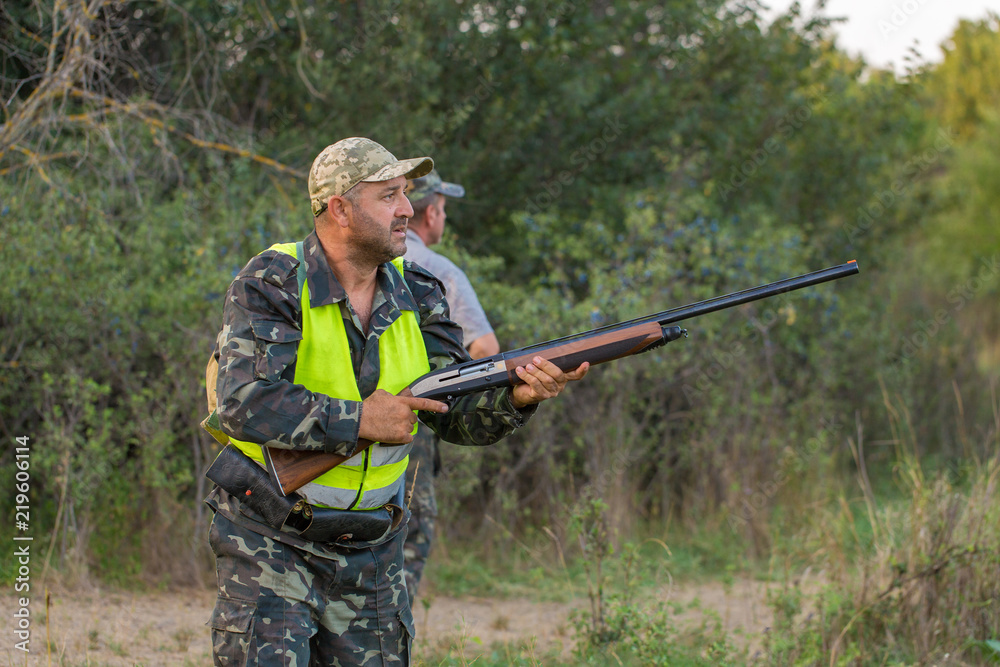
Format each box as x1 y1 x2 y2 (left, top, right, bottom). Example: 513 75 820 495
214 229 534 452
207 231 533 550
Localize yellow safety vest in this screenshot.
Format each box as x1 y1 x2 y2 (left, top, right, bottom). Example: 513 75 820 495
229 242 430 510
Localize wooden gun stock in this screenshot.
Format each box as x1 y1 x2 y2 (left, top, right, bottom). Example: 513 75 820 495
263 440 375 496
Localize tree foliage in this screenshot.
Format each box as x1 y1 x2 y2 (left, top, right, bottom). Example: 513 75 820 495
926 13 1000 139
1 0 997 584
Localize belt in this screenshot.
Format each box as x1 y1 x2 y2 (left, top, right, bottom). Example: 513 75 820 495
206 445 403 544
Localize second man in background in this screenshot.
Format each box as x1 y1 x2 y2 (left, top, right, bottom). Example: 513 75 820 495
403 169 500 597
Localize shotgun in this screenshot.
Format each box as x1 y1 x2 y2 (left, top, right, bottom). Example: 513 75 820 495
264 260 860 495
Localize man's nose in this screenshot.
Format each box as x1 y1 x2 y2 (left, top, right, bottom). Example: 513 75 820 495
399 196 414 218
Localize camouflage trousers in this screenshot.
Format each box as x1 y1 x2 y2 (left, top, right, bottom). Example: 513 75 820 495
402 427 438 599
208 512 414 666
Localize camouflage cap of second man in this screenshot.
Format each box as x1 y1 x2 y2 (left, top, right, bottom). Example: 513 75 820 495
407 169 466 202
309 137 434 216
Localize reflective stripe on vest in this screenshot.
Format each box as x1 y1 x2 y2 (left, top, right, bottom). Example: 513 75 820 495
229 242 430 510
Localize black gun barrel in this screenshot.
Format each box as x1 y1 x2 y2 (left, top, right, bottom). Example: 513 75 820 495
653 260 860 326
511 261 860 354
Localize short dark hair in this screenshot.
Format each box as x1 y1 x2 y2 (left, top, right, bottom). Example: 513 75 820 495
342 184 361 205
316 183 361 218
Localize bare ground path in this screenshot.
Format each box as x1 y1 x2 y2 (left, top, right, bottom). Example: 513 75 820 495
1 578 776 665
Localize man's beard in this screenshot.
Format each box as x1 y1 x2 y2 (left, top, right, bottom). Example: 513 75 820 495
350 207 407 268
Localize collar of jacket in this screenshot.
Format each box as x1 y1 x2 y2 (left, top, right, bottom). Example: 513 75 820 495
300 230 420 315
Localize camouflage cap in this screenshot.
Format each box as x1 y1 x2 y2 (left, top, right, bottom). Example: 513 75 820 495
309 137 434 216
407 169 466 202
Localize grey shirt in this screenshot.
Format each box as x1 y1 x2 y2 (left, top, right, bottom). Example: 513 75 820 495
404 229 494 348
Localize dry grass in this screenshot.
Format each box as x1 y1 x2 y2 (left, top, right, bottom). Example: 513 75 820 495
762 386 1000 665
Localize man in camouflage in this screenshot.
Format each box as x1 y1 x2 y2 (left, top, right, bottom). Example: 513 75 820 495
206 136 589 665
402 169 500 599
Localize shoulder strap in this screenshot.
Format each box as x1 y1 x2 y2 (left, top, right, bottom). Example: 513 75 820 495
390 256 418 308
295 241 307 297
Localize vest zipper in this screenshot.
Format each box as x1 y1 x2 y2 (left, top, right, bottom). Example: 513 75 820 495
346 447 369 510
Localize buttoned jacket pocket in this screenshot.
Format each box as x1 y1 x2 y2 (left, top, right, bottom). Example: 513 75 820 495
249 318 302 381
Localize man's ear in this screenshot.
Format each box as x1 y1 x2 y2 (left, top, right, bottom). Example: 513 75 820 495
327 195 352 228
424 200 441 226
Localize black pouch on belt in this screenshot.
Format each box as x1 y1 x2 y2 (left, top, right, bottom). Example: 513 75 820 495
205 445 398 543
